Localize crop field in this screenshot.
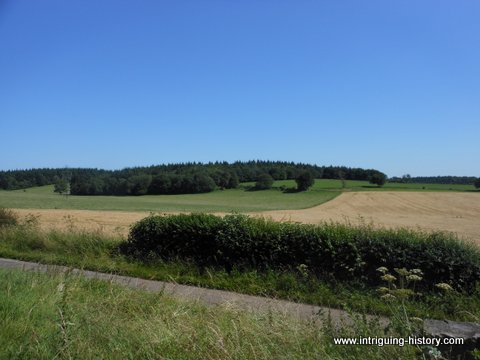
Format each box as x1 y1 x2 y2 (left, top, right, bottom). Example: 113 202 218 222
264 191 480 244
9 190 480 243
0 184 340 213
1 181 479 242
0 180 474 213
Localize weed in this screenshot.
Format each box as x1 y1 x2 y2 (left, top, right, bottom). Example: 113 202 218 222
0 208 18 227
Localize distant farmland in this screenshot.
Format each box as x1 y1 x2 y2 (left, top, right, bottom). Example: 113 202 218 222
2 179 479 243
0 182 339 213
0 179 475 213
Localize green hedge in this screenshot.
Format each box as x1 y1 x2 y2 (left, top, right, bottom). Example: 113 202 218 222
119 214 480 292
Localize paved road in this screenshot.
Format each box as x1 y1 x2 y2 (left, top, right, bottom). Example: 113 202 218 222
0 257 388 327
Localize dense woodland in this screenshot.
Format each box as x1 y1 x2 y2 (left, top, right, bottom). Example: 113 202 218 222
0 161 386 195
389 175 477 185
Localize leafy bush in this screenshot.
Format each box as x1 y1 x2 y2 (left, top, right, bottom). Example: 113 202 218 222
120 214 480 293
0 208 18 228
295 170 315 191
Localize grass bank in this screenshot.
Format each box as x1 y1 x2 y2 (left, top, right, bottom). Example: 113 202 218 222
1 222 479 323
3 267 419 359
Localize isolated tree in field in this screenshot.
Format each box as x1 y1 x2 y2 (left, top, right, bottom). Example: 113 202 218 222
474 178 480 189
369 172 387 187
255 173 274 190
295 170 315 191
53 178 69 195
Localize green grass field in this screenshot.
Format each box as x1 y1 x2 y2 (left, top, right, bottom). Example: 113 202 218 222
242 179 476 192
0 180 475 213
0 183 340 212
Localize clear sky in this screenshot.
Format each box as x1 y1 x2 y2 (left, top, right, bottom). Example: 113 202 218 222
1 1 479 177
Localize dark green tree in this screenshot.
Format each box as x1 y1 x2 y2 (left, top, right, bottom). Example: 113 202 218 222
88 177 105 195
129 175 152 195
53 178 69 195
269 168 287 180
1 161 397 194
474 178 480 189
255 173 274 190
227 171 239 189
369 172 387 187
295 171 315 191
210 170 237 190
191 174 216 193
69 175 90 195
148 174 173 194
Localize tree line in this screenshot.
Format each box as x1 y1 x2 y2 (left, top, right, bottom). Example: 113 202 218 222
0 161 387 195
389 175 478 185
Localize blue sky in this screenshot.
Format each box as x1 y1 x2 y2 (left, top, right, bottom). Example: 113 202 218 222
1 1 479 177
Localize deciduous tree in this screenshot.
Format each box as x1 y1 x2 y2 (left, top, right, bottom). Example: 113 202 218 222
474 178 480 189
369 172 387 187
53 178 69 195
295 171 315 191
255 173 274 190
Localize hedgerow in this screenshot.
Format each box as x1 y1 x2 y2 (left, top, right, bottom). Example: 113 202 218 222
119 214 480 292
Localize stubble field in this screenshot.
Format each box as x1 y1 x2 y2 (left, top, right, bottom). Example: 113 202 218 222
10 190 480 244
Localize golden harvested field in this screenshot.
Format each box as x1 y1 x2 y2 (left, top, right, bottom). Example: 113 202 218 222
13 208 151 236
263 192 480 243
13 191 480 244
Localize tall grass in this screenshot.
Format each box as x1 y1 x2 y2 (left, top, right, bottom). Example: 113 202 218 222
1 221 479 322
0 207 18 227
0 267 422 359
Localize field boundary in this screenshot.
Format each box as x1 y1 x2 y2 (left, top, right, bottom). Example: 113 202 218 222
0 257 388 328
